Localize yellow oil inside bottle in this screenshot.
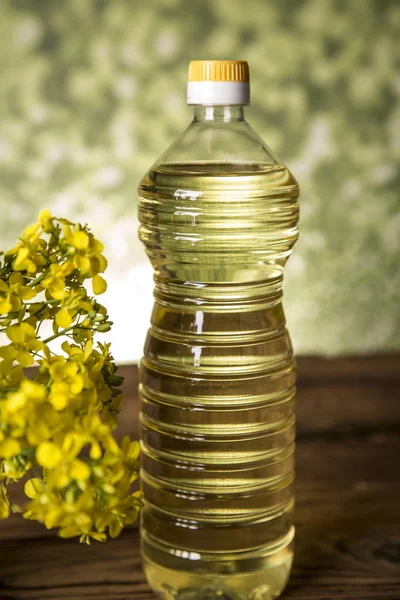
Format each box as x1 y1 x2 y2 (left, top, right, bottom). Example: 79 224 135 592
138 162 299 600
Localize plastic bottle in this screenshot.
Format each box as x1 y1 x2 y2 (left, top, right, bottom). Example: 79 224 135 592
138 60 300 600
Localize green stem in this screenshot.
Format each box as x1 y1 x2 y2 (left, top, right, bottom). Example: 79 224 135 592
42 325 75 344
0 386 19 395
42 324 92 344
32 301 54 334
27 272 46 288
31 349 52 360
32 466 43 479
35 320 43 336
24 299 59 305
1 480 17 514
32 304 49 321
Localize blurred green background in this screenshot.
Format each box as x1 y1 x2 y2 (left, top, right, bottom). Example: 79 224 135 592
0 0 399 361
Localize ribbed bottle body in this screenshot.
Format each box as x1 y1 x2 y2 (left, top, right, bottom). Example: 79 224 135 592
138 162 299 600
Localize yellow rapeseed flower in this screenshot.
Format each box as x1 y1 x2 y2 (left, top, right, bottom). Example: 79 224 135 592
56 307 73 328
48 358 85 410
36 442 63 469
0 438 21 458
92 274 107 295
63 224 107 277
42 262 74 300
0 323 43 367
0 210 139 540
24 478 46 499
0 273 35 314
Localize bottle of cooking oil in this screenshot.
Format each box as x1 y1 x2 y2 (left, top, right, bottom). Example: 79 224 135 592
138 60 299 600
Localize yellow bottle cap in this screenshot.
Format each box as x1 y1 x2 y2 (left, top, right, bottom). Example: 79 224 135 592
188 60 250 83
187 60 250 105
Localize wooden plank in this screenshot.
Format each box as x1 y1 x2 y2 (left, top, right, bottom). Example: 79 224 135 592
114 356 400 440
0 434 399 598
296 354 400 380
0 356 399 599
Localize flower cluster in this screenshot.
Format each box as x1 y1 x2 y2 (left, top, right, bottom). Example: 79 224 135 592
0 212 141 542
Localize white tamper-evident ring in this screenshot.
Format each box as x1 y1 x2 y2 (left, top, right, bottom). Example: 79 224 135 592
187 81 250 105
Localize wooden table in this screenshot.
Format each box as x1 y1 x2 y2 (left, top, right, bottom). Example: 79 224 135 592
0 356 399 600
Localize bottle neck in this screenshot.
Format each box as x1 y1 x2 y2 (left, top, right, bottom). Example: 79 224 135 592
193 105 245 124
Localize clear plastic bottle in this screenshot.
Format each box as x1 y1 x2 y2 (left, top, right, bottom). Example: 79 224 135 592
138 60 300 600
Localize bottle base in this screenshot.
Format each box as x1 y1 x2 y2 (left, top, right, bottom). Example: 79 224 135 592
142 529 294 600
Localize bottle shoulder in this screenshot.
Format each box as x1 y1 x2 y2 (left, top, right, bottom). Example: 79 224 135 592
142 116 286 176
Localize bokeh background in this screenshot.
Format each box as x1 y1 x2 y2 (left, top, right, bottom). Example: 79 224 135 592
0 0 399 362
